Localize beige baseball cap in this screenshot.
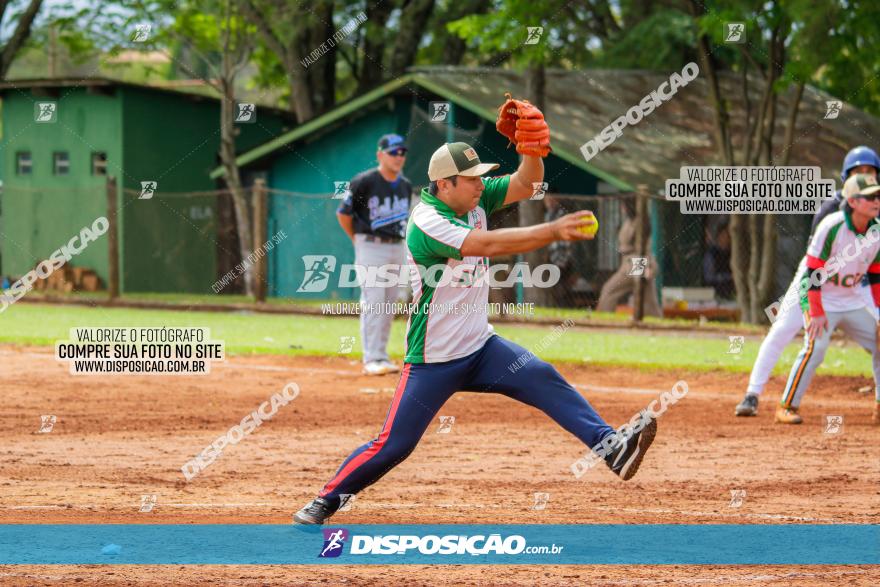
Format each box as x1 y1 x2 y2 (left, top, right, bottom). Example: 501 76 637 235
842 173 880 200
428 142 499 181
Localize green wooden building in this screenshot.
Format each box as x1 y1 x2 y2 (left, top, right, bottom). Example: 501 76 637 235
0 78 292 293
212 70 627 302
215 66 880 304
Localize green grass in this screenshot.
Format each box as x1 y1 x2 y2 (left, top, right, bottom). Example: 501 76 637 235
22 290 766 332
23 290 328 308
0 302 869 377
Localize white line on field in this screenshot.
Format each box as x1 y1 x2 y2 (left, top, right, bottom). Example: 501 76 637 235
1 503 277 509
290 366 734 396
346 502 843 522
574 383 729 400
0 501 853 522
0 350 358 376
0 353 740 393
162 502 277 507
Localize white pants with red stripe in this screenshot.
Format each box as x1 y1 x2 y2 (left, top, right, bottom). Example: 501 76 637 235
780 307 880 408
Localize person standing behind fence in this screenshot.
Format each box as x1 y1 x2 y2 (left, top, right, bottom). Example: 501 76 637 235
596 199 662 317
336 134 412 376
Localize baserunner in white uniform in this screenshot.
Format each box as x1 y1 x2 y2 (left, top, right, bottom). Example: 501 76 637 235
774 173 880 424
735 146 880 417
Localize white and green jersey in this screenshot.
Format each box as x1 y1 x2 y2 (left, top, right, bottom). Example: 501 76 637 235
801 208 880 313
404 175 511 363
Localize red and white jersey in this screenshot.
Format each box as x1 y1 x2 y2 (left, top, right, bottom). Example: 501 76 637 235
802 209 880 313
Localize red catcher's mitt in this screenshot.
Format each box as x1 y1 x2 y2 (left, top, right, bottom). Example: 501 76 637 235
496 93 551 157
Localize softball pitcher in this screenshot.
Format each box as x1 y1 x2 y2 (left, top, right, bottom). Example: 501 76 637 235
294 97 658 525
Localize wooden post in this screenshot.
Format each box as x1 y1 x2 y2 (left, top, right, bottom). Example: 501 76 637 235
252 179 268 302
632 184 649 323
106 176 120 300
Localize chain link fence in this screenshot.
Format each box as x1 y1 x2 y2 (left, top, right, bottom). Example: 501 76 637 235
0 178 813 322
457 190 810 321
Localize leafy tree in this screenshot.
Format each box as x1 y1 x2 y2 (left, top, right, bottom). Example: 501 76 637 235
75 0 262 296
239 0 436 121
0 0 45 79
688 0 839 322
447 0 596 306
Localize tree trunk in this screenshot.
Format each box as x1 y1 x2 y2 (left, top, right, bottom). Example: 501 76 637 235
438 0 491 64
287 68 314 123
689 2 734 165
690 0 754 319
309 0 337 115
520 64 549 306
779 82 805 166
390 0 436 76
687 1 803 324
237 0 317 121
0 0 43 79
219 8 255 297
220 86 255 297
358 2 393 92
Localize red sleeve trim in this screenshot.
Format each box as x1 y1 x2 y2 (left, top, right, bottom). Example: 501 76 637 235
806 255 826 269
805 255 826 316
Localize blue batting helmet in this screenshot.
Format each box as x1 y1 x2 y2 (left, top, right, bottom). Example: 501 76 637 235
841 146 880 182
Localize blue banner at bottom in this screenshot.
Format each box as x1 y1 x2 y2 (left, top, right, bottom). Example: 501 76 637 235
1 524 877 565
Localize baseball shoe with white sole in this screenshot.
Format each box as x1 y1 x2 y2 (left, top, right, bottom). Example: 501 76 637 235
604 416 657 481
293 496 339 525
363 361 389 376
379 359 399 374
735 393 759 417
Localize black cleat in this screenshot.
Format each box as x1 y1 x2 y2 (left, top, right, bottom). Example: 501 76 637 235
293 496 339 525
735 393 759 417
604 417 657 481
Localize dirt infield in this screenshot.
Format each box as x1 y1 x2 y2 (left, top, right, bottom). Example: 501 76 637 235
2 343 879 585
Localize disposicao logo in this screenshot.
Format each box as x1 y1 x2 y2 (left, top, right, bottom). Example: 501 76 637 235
319 532 530 556
319 528 349 558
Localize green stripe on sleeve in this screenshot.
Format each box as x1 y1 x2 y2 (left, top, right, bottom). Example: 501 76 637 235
820 222 844 260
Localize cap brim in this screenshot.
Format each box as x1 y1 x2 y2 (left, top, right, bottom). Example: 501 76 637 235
858 185 880 197
458 162 500 177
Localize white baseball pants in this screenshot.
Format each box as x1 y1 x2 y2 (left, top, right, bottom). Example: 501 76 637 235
353 234 406 363
747 265 877 395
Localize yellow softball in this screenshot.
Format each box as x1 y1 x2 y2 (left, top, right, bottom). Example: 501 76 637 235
577 214 599 237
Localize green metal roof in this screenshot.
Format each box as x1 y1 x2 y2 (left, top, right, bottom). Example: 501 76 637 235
0 77 294 119
208 70 632 189
211 66 880 191
209 75 416 179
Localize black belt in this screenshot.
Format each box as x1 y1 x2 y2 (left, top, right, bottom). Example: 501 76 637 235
361 235 401 244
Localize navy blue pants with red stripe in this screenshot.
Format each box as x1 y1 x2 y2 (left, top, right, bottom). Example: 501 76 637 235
319 335 614 501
